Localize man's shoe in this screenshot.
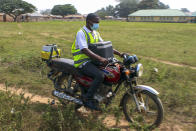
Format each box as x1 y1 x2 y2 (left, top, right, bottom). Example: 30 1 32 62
83 100 101 111
54 83 62 91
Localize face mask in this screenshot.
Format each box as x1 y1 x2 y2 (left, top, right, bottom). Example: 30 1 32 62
91 23 99 30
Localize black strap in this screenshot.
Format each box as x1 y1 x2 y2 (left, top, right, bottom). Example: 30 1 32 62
48 44 60 63
53 45 60 58
49 46 54 62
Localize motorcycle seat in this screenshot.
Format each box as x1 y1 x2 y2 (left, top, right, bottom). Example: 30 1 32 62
50 58 79 75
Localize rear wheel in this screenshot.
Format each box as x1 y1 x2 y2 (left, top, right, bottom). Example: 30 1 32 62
54 73 80 105
122 90 164 129
54 73 78 94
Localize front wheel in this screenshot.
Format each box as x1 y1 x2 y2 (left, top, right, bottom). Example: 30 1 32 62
122 90 164 129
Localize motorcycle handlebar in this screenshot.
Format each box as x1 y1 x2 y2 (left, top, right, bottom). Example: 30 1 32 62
104 58 122 69
122 53 129 60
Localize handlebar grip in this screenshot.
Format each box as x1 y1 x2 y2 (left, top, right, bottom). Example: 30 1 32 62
123 54 128 60
108 58 113 63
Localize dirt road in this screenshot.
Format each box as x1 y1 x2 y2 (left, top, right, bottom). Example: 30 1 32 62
0 84 54 104
141 56 196 70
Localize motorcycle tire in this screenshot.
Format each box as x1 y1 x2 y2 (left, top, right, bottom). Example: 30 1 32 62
122 90 164 130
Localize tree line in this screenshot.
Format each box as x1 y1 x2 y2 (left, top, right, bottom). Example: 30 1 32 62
0 0 190 22
43 0 170 19
96 0 170 19
0 0 78 21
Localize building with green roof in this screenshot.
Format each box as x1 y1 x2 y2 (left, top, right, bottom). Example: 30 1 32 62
191 12 196 16
190 12 196 23
128 9 195 23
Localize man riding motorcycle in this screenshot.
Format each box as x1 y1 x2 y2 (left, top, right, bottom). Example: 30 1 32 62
71 13 125 110
41 13 164 128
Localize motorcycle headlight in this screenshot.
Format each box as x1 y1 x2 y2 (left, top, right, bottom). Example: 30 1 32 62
136 63 143 77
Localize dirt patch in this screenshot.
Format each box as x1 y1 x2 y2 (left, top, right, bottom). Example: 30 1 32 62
102 115 131 130
101 115 194 131
17 23 23 29
0 84 54 104
40 32 50 37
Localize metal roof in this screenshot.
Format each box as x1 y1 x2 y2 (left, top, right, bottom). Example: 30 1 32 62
0 13 5 15
26 12 43 17
191 12 196 16
64 15 84 18
129 9 187 16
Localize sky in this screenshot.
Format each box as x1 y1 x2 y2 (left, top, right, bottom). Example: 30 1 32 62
23 0 196 14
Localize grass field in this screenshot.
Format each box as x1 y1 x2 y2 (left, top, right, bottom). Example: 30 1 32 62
0 21 196 130
0 21 196 65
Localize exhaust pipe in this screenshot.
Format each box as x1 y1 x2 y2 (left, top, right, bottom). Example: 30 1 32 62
52 90 83 105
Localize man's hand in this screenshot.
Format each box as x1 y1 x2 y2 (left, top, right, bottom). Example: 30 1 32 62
99 57 108 66
121 53 128 58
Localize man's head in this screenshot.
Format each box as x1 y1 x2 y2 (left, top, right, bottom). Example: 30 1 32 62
86 13 100 31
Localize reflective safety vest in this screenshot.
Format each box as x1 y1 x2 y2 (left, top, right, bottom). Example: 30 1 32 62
71 28 101 68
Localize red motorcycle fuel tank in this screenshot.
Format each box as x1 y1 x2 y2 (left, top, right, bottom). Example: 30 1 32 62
75 64 121 87
101 64 121 84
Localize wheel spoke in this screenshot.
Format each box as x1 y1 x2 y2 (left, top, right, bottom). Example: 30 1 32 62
123 91 163 129
145 95 149 110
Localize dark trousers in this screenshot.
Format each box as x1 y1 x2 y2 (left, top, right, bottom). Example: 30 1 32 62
79 62 104 98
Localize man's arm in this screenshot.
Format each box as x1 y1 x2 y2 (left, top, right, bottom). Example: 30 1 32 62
82 48 108 65
113 49 123 57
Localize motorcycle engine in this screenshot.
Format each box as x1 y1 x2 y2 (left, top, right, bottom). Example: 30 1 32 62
93 84 112 102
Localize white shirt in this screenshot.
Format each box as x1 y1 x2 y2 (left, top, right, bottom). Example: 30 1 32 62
75 26 103 50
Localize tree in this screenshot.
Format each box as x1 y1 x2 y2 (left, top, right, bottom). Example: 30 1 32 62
51 4 77 17
181 8 190 13
96 8 108 19
138 0 169 10
105 5 116 16
115 0 139 18
98 0 169 18
96 5 116 19
138 0 159 9
40 9 51 15
0 0 36 21
158 1 169 9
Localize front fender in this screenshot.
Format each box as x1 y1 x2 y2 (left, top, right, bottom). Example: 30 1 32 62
134 85 159 95
119 85 159 107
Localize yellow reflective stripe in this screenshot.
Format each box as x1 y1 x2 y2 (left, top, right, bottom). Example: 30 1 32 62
72 51 82 56
81 28 90 44
81 28 99 44
97 32 101 42
74 57 90 67
74 58 90 64
71 40 77 51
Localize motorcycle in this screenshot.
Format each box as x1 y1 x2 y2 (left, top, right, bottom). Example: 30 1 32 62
42 44 164 129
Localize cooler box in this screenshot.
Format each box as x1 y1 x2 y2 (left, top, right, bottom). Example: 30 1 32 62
89 41 113 65
89 41 113 59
